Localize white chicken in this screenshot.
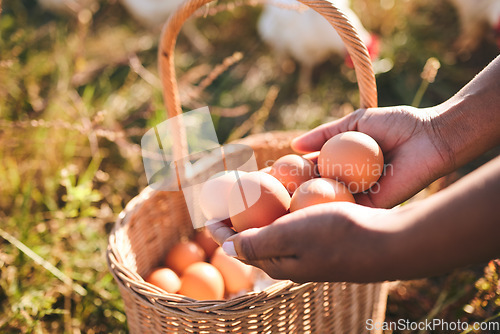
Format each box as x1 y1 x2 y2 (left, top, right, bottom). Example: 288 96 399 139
37 0 184 24
258 0 379 92
119 0 186 29
119 0 211 53
38 0 210 53
38 0 97 15
447 0 500 53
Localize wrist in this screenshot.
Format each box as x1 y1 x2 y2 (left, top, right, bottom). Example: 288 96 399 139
431 96 500 173
374 203 449 281
384 157 500 280
357 207 416 281
429 100 467 173
430 58 500 171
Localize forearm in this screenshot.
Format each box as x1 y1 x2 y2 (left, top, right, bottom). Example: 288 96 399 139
433 55 500 172
382 155 500 280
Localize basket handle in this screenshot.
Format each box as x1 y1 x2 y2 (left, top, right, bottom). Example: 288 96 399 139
158 0 378 177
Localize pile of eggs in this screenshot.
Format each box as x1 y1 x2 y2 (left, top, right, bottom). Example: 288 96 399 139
146 131 384 300
145 229 255 300
200 131 384 233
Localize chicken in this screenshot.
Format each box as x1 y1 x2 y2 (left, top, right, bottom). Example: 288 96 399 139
258 0 379 92
447 0 500 53
119 0 211 53
38 0 97 15
38 0 210 53
38 0 183 22
119 0 186 29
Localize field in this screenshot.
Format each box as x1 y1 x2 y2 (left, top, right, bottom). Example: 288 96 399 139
0 0 499 333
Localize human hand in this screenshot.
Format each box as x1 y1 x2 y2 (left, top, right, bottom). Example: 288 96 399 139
206 202 396 283
292 106 452 208
207 155 500 283
204 58 500 284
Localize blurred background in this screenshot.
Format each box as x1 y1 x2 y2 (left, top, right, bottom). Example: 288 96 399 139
0 0 499 332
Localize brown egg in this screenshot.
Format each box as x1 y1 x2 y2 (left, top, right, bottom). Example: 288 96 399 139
179 262 225 300
165 241 206 275
194 229 219 259
228 172 291 232
199 170 248 220
145 268 181 294
210 247 253 295
269 154 317 193
290 178 355 212
318 131 384 193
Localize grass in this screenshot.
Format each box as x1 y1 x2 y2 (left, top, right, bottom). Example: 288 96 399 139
0 0 499 333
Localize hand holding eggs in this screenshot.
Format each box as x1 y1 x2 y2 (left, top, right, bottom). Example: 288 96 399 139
144 131 385 301
198 131 384 232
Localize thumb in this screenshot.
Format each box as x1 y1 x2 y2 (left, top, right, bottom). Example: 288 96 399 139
291 110 363 153
222 223 299 281
222 222 296 262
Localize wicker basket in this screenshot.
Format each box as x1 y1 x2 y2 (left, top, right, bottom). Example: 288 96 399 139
107 0 389 333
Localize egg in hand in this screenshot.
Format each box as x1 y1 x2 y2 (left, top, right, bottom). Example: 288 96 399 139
199 170 248 220
290 178 355 212
228 172 290 232
269 154 317 193
318 131 384 193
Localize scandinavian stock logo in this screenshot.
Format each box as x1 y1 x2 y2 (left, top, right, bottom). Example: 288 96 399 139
140 107 259 229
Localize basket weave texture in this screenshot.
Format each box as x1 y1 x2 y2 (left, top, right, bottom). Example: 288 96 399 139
107 0 389 333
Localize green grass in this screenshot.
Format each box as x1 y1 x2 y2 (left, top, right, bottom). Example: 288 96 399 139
0 0 498 333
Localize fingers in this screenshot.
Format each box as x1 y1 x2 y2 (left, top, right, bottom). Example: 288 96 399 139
204 215 300 260
225 212 306 261
291 111 361 153
206 208 346 283
205 220 236 246
247 257 302 282
291 123 335 153
225 224 302 282
205 213 312 281
205 217 302 280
